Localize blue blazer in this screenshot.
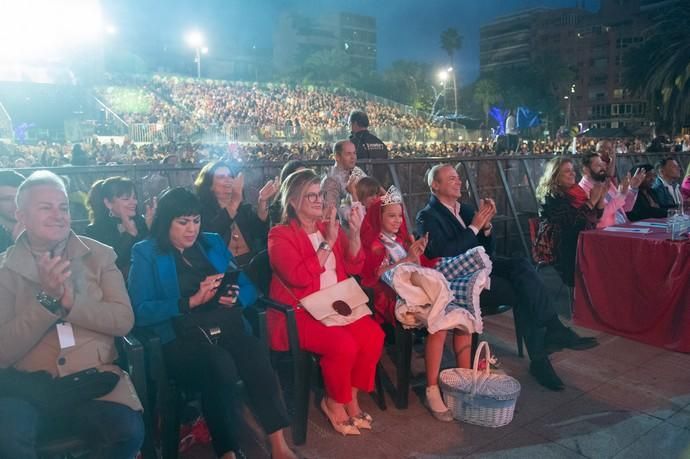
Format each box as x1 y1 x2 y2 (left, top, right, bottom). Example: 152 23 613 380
127 232 258 344
651 177 678 209
415 194 495 259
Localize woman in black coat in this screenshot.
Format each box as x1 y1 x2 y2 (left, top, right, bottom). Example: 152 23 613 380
194 161 278 266
84 176 154 276
536 157 605 286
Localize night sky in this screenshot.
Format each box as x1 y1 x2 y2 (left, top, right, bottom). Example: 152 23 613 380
108 0 601 84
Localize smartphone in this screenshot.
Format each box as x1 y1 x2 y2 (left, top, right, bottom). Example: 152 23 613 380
213 269 240 304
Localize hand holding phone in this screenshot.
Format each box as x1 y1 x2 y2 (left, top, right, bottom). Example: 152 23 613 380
213 270 240 306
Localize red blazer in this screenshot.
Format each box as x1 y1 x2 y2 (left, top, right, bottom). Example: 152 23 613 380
267 219 365 350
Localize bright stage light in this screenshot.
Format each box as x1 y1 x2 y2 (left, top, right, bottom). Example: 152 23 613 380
185 31 205 48
0 0 104 62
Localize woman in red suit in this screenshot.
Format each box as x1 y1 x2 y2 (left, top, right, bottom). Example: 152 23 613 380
267 169 384 436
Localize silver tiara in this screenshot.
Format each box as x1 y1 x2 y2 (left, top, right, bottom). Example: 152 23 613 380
381 185 403 206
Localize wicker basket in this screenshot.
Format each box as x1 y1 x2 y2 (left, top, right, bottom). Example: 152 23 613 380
439 341 521 427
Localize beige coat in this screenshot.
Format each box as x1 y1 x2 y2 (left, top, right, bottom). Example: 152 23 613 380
0 232 142 411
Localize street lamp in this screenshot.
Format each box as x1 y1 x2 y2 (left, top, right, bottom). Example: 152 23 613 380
447 66 459 116
185 30 208 79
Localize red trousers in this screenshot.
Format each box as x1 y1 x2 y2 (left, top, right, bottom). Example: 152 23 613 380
296 311 384 404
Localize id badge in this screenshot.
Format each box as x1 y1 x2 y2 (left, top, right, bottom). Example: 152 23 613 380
56 322 76 349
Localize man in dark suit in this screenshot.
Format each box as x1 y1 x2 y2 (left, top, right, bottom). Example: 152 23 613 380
416 164 598 391
651 157 682 209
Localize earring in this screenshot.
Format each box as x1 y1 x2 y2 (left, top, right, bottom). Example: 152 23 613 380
108 208 114 218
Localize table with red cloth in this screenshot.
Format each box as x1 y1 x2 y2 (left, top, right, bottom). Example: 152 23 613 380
573 219 690 352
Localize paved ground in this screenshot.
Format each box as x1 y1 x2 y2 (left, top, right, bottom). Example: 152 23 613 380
182 267 690 459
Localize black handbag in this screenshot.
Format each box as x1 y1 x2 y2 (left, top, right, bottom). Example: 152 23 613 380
172 307 243 344
0 367 119 413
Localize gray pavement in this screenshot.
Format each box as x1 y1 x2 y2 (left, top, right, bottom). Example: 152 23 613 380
183 267 690 459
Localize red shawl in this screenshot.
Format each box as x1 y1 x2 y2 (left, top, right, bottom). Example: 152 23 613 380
565 184 588 209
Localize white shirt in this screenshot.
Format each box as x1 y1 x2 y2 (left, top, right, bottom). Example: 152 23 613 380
505 115 517 135
307 231 338 289
439 199 481 236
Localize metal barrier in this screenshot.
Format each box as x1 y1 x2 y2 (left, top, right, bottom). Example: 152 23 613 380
19 152 687 255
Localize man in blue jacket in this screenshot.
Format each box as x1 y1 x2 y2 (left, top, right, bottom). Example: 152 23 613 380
416 164 598 391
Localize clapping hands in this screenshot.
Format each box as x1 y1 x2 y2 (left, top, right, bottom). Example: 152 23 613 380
471 198 497 230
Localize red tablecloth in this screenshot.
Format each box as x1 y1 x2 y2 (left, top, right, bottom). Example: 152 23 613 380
574 220 690 352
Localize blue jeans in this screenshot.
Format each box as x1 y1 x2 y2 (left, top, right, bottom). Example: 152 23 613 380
0 397 144 459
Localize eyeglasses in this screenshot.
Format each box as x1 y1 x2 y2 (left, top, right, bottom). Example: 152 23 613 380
304 192 325 203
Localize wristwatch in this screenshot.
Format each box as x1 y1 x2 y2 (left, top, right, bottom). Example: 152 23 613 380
318 241 332 252
36 291 62 314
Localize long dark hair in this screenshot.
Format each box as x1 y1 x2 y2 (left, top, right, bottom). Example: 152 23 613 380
149 187 203 252
86 176 136 223
194 160 240 207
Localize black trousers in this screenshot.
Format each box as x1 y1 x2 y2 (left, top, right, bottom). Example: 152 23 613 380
479 256 557 360
163 317 289 456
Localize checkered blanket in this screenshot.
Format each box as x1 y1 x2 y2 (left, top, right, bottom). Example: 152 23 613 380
381 246 491 334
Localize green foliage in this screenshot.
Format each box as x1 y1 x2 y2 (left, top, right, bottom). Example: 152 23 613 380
473 78 502 124
624 2 690 133
440 28 463 63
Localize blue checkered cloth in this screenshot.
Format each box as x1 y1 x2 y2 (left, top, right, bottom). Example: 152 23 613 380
435 246 492 313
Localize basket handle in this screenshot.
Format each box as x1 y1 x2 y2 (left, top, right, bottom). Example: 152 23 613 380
470 340 492 395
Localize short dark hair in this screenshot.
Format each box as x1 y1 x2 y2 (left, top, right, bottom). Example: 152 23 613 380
149 187 202 252
581 152 601 170
0 170 25 188
280 160 307 183
194 160 239 206
349 110 369 128
655 156 677 170
86 176 136 223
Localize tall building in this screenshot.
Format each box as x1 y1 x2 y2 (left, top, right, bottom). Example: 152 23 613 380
479 0 655 131
273 12 377 75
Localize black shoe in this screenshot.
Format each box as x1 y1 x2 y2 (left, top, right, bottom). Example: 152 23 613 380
529 358 564 391
545 327 599 354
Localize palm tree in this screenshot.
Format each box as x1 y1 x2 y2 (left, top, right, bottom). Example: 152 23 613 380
624 2 690 134
473 78 502 126
440 28 463 114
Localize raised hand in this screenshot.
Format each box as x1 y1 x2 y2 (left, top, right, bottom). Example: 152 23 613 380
189 273 223 309
231 172 245 202
120 216 138 237
406 236 427 264
37 252 71 300
258 176 279 203
629 168 645 190
348 203 363 234
618 173 631 195
145 197 157 230
324 204 339 246
345 173 359 197
471 199 494 230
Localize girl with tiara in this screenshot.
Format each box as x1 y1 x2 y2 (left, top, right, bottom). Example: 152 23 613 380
360 186 492 422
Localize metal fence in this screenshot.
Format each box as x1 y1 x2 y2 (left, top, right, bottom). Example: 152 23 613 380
18 152 688 256
126 121 476 145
